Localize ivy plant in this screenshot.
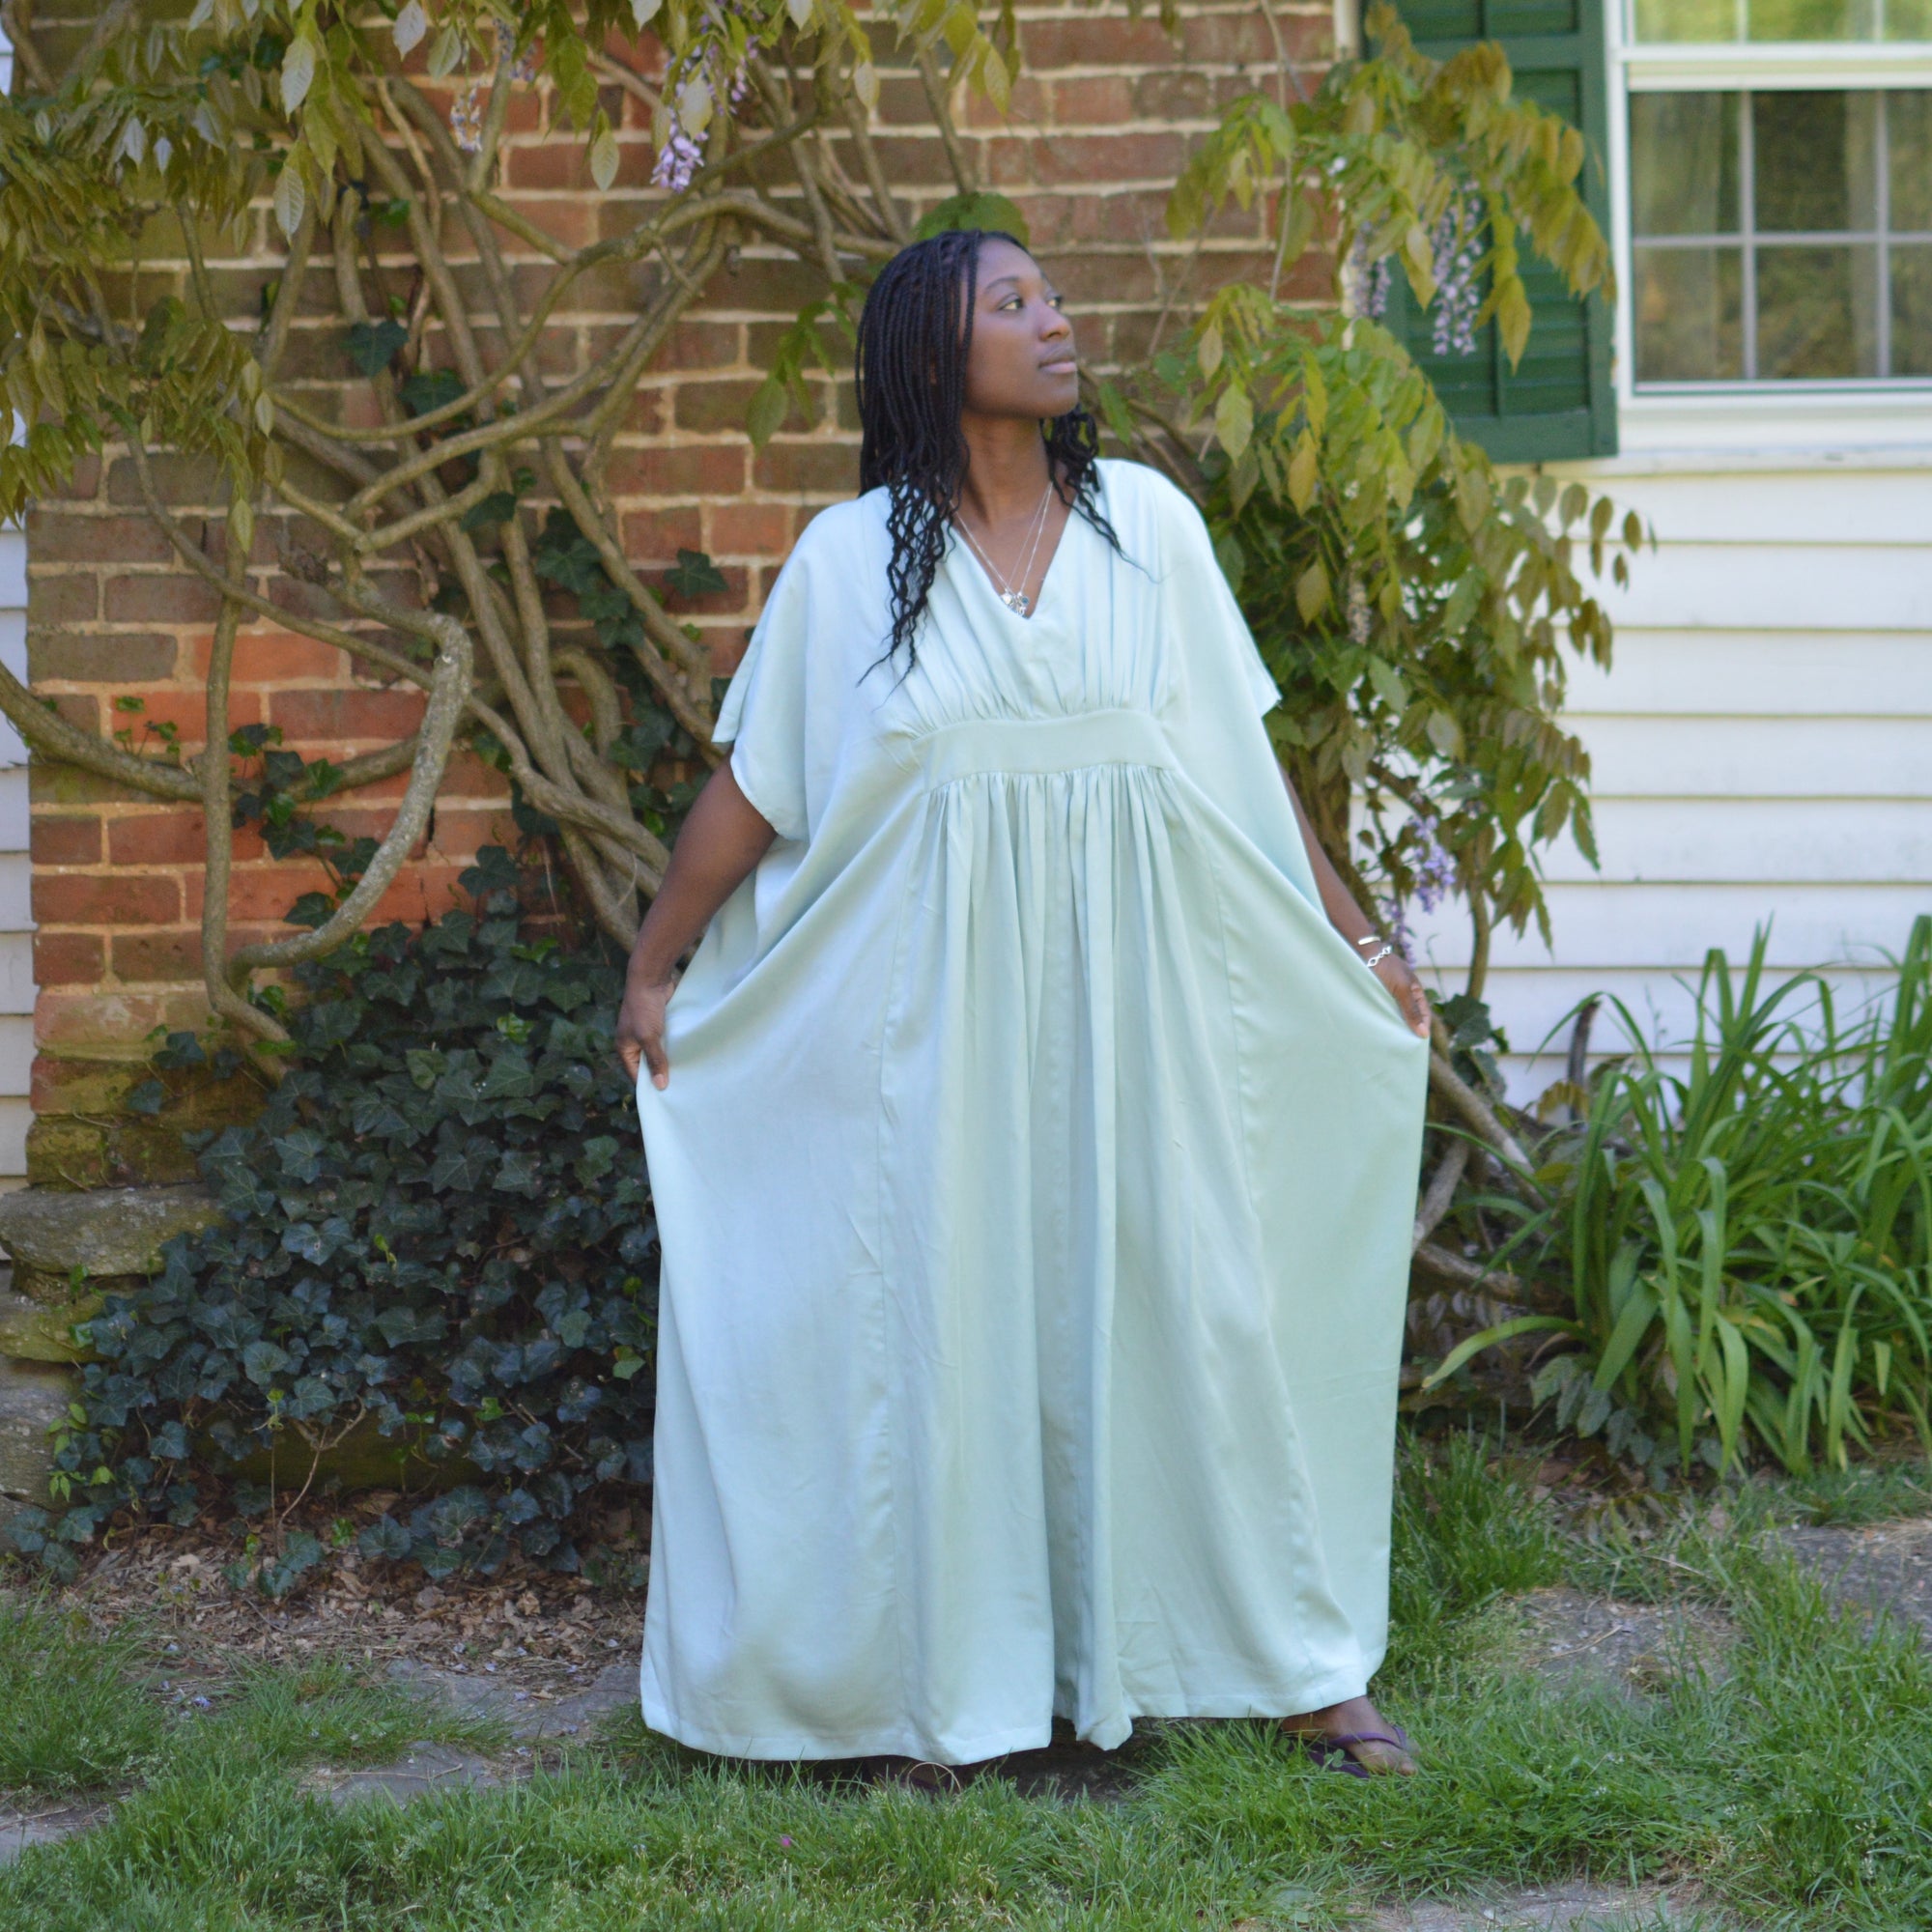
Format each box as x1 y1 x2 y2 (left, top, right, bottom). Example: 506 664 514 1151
7 849 654 1582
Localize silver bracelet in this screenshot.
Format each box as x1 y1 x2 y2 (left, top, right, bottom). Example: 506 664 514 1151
1362 944 1396 972
1353 932 1380 949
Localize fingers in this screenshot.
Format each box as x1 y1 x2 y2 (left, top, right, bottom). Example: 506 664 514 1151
617 1037 642 1084
641 1027 670 1092
1406 980 1433 1038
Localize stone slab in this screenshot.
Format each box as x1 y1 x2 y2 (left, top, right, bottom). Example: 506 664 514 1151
1369 1884 1715 1930
0 1184 220 1284
0 1358 78 1503
311 1742 504 1806
0 1285 97 1362
385 1655 638 1740
0 1801 114 1866
1776 1516 1932 1644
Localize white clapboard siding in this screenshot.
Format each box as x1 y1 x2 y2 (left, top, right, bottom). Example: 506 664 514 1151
1412 453 1932 1105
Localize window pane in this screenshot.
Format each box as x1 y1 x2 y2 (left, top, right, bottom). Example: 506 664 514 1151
1886 0 1932 34
1633 0 1737 36
1634 246 1745 379
1747 0 1873 34
1893 247 1932 373
1754 92 1878 232
1890 94 1932 234
1632 94 1740 235
1757 244 1879 374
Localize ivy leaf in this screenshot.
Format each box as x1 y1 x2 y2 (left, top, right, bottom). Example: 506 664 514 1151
242 1339 292 1386
358 1516 412 1560
126 1078 168 1117
399 369 465 417
1294 559 1330 623
460 491 520 532
344 319 408 376
664 549 726 600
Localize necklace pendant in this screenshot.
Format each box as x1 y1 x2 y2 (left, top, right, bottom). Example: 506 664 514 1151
1001 588 1030 613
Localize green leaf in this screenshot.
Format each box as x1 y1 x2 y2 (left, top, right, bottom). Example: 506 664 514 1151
746 376 790 450
664 549 727 600
343 319 409 377
1213 382 1253 465
460 491 520 532
913 191 1031 249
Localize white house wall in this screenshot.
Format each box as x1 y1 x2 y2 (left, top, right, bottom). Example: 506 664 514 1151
1407 455 1932 1103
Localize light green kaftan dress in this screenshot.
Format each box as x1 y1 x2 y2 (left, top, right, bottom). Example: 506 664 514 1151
634 458 1429 1764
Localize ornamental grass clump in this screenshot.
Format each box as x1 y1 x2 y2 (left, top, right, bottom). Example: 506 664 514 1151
9 849 654 1582
1435 919 1932 1480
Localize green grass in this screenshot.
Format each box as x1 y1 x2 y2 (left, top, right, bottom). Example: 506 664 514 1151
3 1444 1930 1929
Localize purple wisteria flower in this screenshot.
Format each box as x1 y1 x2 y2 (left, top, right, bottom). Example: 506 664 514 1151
652 128 702 192
1430 194 1481 358
1412 816 1457 914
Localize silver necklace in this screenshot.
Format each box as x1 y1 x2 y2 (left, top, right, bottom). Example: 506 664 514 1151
955 483 1053 615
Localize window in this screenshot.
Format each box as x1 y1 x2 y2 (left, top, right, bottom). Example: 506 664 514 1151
1621 3 1932 388
1632 1 1932 39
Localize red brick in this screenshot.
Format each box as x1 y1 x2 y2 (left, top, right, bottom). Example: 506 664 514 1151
102 573 225 624
706 501 796 556
270 686 427 745
750 440 862 498
31 815 100 866
29 574 99 623
32 931 104 986
34 871 182 926
107 811 210 867
185 628 347 685
617 506 705 560
35 986 207 1050
605 443 748 499
1049 74 1136 125
109 929 204 984
24 510 176 565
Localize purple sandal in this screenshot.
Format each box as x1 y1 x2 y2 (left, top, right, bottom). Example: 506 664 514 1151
1288 1723 1416 1778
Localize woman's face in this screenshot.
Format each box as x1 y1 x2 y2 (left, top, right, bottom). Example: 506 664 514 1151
961 239 1080 421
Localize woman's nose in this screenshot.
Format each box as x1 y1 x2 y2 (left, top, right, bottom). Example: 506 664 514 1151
1038 302 1071 340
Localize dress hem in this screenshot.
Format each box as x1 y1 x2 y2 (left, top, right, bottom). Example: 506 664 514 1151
639 1664 1371 1765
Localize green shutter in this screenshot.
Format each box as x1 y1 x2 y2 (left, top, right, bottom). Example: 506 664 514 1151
1379 0 1617 462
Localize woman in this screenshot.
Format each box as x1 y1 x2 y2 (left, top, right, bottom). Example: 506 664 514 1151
616 231 1432 1781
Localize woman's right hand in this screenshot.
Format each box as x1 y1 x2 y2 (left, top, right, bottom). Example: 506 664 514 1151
617 974 674 1090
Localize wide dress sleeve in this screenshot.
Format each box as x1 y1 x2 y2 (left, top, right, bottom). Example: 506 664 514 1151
712 545 814 844
1135 468 1318 905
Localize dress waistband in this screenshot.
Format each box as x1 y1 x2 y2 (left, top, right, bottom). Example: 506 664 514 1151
914 708 1172 787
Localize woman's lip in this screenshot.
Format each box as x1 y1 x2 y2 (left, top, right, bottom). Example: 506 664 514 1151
1039 358 1078 374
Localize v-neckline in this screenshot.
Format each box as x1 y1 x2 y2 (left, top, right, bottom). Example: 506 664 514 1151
951 497 1077 624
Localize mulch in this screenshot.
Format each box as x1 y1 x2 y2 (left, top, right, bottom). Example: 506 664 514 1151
4 1486 649 1715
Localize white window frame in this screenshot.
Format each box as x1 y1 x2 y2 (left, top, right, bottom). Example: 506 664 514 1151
1608 2 1932 452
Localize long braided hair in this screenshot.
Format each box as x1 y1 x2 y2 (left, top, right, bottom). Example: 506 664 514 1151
855 230 1121 669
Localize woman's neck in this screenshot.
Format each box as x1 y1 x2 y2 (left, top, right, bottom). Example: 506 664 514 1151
956 414 1053 526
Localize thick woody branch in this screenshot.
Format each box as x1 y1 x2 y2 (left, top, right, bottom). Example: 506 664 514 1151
1412 1135 1470 1253
229 609 472 974
0 655 197 800
1427 1032 1543 1186
0 4 53 91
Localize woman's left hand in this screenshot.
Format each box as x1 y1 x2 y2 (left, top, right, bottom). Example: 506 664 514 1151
1373 951 1434 1039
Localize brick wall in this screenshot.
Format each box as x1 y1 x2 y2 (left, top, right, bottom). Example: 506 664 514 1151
22 1 1340 1185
